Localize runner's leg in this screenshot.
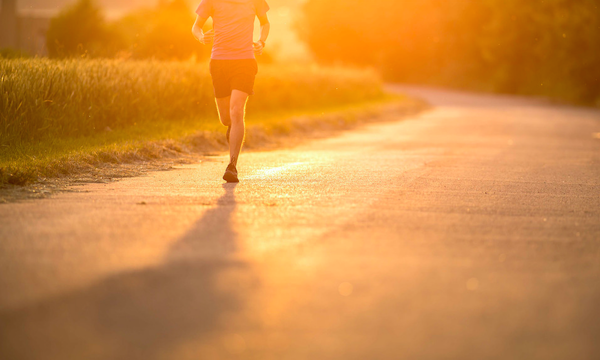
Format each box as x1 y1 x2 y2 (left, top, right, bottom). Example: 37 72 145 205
228 89 249 166
215 96 231 126
215 96 232 143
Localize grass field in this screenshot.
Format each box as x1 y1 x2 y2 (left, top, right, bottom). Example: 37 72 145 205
1 58 387 185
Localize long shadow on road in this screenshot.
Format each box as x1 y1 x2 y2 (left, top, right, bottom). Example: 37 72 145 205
0 183 256 360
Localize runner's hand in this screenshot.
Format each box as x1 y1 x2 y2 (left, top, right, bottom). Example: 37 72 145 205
199 29 214 45
253 41 264 55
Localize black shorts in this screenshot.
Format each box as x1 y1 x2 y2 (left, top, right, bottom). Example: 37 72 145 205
209 59 258 99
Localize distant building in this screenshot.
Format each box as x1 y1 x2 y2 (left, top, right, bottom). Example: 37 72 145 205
0 0 52 56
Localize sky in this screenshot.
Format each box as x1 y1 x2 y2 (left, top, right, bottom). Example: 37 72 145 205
14 0 308 59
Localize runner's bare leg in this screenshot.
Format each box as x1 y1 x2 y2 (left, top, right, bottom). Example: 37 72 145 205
215 96 231 126
214 91 247 167
228 89 248 166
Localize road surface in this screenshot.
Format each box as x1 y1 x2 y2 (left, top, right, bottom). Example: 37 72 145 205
1 86 599 360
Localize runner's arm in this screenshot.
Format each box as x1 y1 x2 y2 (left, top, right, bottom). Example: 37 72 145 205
254 14 270 53
258 14 270 44
192 16 213 44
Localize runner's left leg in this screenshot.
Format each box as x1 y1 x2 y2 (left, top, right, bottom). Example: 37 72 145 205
228 90 249 166
215 96 231 126
215 96 232 143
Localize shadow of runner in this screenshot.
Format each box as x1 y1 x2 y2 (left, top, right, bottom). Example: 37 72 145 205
0 183 258 360
168 184 239 262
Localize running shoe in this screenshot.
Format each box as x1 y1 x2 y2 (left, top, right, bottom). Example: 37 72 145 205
223 163 239 183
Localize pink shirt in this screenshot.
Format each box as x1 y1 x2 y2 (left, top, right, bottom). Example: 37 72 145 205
196 0 270 60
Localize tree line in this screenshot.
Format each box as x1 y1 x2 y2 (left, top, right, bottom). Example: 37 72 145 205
298 0 600 105
46 0 210 61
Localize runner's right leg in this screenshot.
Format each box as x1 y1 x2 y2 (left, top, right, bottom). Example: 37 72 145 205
228 90 249 167
222 90 248 183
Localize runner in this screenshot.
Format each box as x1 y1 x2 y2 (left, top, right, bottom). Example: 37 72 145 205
192 0 271 183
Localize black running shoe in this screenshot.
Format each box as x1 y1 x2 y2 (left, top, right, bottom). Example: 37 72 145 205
223 163 239 183
226 126 231 144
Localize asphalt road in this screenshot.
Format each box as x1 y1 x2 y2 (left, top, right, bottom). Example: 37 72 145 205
1 86 599 360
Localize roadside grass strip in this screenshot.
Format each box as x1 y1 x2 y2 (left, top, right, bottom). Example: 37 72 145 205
1 93 425 187
1 58 396 186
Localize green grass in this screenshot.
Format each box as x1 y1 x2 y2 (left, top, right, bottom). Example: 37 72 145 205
1 58 388 185
1 58 383 145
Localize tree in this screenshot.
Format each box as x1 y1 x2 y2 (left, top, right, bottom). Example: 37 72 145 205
46 0 121 58
299 0 600 104
113 0 209 61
